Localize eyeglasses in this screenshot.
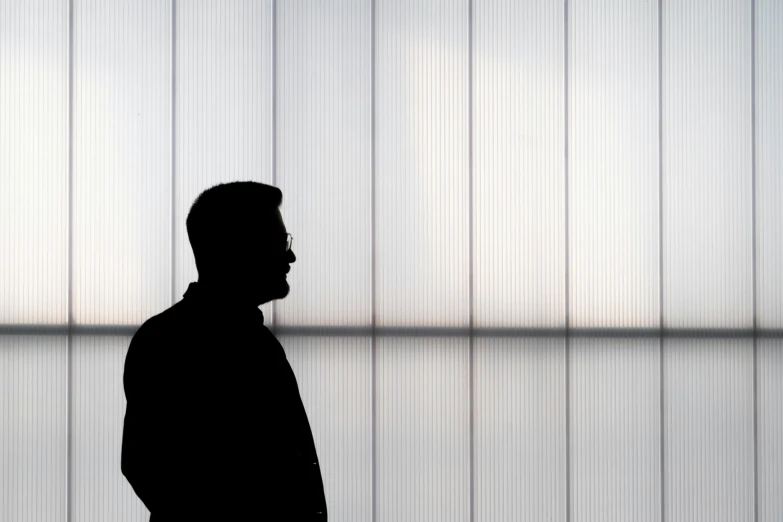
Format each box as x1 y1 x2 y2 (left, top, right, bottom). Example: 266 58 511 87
285 233 293 253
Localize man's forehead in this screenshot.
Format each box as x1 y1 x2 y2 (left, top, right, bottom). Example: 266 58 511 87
257 209 286 235
256 207 282 222
226 209 284 237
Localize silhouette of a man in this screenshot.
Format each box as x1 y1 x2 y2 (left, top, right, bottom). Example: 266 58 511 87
121 181 327 521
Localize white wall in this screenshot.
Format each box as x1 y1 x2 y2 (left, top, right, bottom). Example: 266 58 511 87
1 0 782 521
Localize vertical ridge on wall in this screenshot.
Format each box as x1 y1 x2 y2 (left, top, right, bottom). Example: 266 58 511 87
377 337 471 522
758 339 783 520
567 3 662 520
2 1 783 522
662 0 753 329
0 0 69 326
473 0 566 330
174 0 273 309
755 0 783 329
564 0 571 521
67 3 173 521
171 0 177 308
281 336 373 522
72 336 149 521
271 0 277 330
376 0 470 328
371 0 378 520
751 0 758 521
0 337 67 522
756 0 783 520
570 338 662 522
276 0 372 328
375 3 471 516
276 1 373 517
467 0 474 517
658 0 665 520
474 336 567 521
664 339 755 522
72 0 172 326
568 0 660 329
67 0 74 518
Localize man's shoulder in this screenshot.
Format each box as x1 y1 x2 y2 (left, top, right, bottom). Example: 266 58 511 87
126 300 195 371
137 299 192 333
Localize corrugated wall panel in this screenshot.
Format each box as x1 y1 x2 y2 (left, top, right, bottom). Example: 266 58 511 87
474 337 566 522
174 0 273 312
473 0 565 329
2 2 783 521
277 0 372 327
759 339 783 522
281 336 373 522
662 0 753 329
72 0 172 325
756 0 783 329
570 338 661 522
378 337 470 522
664 339 754 522
569 0 660 328
71 335 147 522
0 336 67 522
376 0 470 327
0 0 69 325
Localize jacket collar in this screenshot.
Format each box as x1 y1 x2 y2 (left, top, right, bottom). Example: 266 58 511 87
183 281 265 324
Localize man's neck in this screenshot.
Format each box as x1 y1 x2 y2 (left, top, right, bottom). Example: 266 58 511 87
196 279 255 307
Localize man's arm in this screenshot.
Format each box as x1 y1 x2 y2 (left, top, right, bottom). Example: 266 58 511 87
121 320 288 518
121 324 165 513
121 323 247 517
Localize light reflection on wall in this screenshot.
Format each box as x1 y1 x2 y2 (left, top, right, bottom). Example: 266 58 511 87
0 0 69 325
71 0 172 325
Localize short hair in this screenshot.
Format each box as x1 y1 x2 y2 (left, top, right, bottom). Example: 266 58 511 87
186 181 283 275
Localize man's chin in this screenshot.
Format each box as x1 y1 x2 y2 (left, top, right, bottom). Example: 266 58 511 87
255 280 290 306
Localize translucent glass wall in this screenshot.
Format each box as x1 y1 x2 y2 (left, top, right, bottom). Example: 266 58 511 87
1 1 69 521
72 0 172 327
0 0 69 325
474 0 565 329
662 0 754 329
277 0 372 327
1 1 782 522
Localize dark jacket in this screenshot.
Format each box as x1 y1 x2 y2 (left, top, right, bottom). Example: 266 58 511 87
121 282 327 521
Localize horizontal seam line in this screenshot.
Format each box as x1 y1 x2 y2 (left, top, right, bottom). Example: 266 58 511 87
1 325 781 339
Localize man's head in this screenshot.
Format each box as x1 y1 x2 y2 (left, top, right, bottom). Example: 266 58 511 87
186 181 296 306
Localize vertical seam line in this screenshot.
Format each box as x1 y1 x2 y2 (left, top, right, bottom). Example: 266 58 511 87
751 0 758 520
66 0 74 520
468 0 475 521
371 0 377 521
271 0 277 331
658 1 665 521
563 1 571 522
171 0 176 307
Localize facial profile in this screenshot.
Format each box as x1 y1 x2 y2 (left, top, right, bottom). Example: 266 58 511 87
187 182 296 308
215 208 296 307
